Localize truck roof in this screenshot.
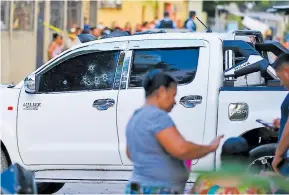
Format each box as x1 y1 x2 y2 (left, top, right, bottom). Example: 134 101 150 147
73 30 265 51
71 32 225 50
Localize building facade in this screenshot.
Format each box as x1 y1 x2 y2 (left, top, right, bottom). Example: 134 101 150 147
97 0 206 32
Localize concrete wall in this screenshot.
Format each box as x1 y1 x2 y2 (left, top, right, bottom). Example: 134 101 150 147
97 0 195 29
1 32 37 85
97 1 154 28
1 32 11 84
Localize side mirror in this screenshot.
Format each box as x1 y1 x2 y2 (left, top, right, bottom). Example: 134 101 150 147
24 74 39 94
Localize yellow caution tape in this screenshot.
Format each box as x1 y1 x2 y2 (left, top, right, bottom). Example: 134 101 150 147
42 21 76 39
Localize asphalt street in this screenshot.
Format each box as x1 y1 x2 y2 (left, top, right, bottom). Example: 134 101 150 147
57 182 195 194
57 182 126 194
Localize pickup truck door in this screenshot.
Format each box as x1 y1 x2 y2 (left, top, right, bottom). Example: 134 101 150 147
117 39 210 165
17 42 127 165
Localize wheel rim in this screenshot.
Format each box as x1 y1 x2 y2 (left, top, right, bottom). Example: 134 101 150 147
248 156 274 174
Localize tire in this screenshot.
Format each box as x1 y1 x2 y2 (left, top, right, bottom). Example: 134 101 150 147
1 149 64 194
248 143 277 174
1 150 9 194
1 149 9 173
37 182 65 194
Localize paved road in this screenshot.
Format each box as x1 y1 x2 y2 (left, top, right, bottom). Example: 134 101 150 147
57 182 194 194
57 182 126 194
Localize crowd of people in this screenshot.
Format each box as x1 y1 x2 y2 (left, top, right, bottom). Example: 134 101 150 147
87 11 197 37
47 11 198 60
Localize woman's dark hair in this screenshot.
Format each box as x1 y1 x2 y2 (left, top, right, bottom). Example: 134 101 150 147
52 33 60 40
143 70 177 97
81 29 90 34
273 53 289 71
142 21 148 27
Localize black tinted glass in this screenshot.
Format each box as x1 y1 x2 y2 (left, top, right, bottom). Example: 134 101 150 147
39 51 119 92
129 48 199 87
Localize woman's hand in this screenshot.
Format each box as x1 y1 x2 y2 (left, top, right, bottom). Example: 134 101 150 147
273 118 281 129
47 42 56 60
209 135 224 152
126 147 131 160
272 154 283 174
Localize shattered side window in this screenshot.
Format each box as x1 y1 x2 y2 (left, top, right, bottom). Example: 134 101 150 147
39 51 119 92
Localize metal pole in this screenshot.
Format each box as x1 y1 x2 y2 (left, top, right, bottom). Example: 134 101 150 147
63 0 68 47
34 1 38 69
35 1 45 68
95 0 98 26
43 0 50 63
9 1 13 37
34 1 38 35
80 1 84 28
8 0 14 83
64 0 68 32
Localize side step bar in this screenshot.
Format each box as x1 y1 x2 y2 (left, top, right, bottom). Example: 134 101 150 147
34 170 198 183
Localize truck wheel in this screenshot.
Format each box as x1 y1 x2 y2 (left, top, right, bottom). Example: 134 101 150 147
1 150 9 173
248 143 277 174
1 149 64 194
37 182 65 194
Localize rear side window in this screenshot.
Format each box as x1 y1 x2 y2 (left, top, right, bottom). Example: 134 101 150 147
129 48 200 88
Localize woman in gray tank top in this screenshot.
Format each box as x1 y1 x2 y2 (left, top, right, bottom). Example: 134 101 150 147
125 70 223 194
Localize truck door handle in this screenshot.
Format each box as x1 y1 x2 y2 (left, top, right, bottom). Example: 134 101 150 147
92 99 115 111
179 95 202 108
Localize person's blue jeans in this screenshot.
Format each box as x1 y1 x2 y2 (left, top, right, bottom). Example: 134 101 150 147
279 158 289 177
275 159 289 194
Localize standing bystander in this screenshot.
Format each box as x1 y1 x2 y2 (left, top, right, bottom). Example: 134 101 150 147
155 11 176 29
47 33 63 60
271 53 289 178
90 27 101 39
124 22 132 35
184 11 197 32
66 27 80 49
125 71 223 194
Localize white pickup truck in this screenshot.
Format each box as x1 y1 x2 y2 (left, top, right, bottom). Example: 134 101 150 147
1 30 288 193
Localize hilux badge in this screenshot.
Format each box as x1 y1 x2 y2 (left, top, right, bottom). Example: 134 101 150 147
23 103 41 110
228 103 248 121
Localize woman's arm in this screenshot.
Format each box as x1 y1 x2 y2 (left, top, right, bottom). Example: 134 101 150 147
126 147 131 160
273 118 289 173
47 43 56 60
156 126 223 160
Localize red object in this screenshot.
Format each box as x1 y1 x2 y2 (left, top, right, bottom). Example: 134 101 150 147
185 160 192 171
8 106 13 110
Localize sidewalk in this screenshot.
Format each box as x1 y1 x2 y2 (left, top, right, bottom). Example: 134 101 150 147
57 182 195 194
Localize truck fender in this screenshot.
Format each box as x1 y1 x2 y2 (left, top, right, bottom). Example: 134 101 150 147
216 128 277 169
1 141 11 165
240 127 278 151
0 120 24 166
